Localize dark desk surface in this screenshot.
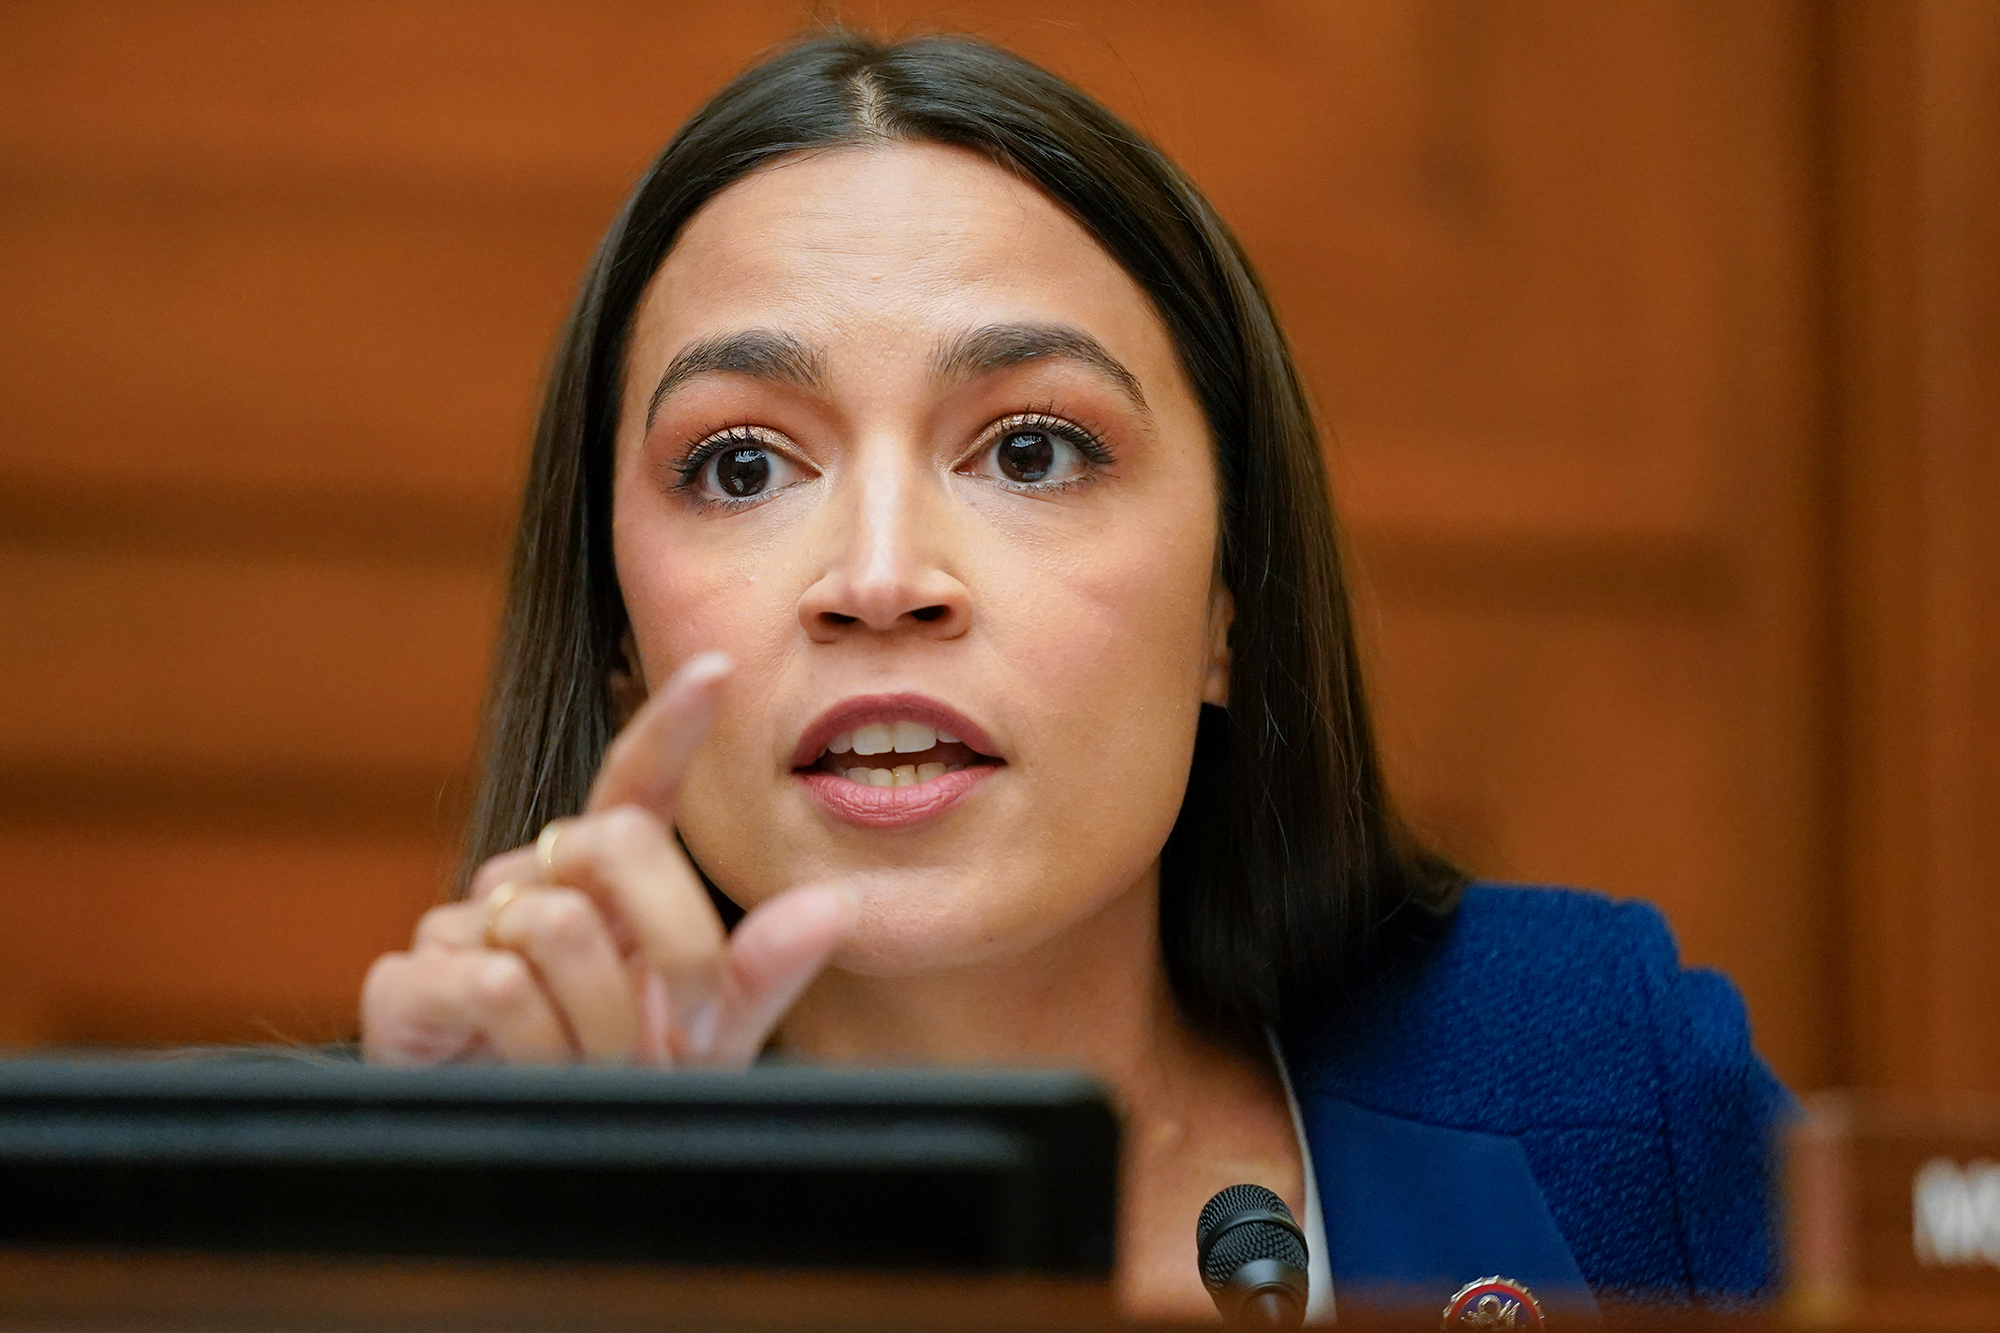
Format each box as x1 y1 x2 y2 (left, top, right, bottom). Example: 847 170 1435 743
3 1250 1117 1333
1 1249 1979 1333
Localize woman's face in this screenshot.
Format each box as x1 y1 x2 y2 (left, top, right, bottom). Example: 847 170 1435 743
613 142 1227 977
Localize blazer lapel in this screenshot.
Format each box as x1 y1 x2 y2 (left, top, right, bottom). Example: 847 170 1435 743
1302 1097 1599 1315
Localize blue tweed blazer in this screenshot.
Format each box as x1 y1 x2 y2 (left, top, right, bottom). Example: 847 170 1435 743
1277 883 1792 1312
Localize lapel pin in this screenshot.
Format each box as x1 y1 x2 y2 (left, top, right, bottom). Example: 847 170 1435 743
1441 1276 1543 1331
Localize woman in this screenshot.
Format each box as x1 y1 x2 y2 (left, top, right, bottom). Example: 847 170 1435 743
361 30 1788 1320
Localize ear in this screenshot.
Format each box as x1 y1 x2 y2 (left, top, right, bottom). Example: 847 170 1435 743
1202 581 1234 707
607 625 650 729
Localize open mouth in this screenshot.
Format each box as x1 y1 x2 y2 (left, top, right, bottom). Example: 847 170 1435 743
798 720 1004 788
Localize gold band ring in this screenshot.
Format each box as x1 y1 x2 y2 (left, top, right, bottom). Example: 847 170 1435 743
482 881 528 949
535 818 570 881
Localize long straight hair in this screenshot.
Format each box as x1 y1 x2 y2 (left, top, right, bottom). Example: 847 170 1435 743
465 29 1462 1044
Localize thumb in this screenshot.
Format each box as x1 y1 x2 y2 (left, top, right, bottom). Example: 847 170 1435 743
697 884 861 1067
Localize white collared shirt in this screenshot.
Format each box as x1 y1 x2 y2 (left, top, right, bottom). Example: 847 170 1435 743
1270 1031 1335 1323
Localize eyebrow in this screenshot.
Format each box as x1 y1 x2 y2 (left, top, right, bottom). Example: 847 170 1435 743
645 330 829 429
643 321 1149 428
931 323 1149 412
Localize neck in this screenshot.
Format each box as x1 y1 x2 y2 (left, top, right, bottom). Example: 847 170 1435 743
779 867 1203 1094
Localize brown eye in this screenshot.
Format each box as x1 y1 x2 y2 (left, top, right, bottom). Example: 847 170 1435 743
684 432 807 505
715 446 771 497
960 415 1106 490
996 430 1056 483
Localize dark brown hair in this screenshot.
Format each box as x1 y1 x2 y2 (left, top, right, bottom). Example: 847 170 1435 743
465 29 1462 1043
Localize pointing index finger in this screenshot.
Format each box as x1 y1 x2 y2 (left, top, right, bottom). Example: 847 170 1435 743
587 652 732 818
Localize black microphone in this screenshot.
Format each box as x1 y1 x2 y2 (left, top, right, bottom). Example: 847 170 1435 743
1196 1183 1309 1329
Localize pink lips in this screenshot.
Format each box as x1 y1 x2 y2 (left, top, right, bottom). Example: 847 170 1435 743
798 766 995 828
791 693 1000 830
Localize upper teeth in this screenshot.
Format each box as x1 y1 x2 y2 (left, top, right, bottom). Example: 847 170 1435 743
832 721 941 757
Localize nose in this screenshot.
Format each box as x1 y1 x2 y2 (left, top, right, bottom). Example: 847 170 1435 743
796 458 971 642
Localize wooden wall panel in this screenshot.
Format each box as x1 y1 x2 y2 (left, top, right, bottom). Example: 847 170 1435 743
1279 0 1833 1086
1 553 493 772
1832 0 2000 1093
0 833 449 1046
0 169 592 501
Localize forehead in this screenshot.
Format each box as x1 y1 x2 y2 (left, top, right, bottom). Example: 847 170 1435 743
629 141 1172 374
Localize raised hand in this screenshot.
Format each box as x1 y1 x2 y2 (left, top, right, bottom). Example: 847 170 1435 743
360 654 857 1067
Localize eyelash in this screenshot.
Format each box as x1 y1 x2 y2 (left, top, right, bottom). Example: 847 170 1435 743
663 409 1117 510
984 411 1114 467
965 410 1116 497
667 425 790 512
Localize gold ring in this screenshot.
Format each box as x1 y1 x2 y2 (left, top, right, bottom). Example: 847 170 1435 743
535 818 570 881
482 881 527 949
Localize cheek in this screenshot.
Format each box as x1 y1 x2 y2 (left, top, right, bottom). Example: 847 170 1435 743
1003 497 1216 700
613 508 801 810
613 501 799 671
989 501 1218 836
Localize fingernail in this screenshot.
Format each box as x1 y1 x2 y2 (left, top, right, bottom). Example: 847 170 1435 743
676 652 732 689
682 998 721 1059
639 972 672 1065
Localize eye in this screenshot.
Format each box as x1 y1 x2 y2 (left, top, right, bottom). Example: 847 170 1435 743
679 430 808 504
714 446 773 496
996 430 1058 482
966 416 1107 488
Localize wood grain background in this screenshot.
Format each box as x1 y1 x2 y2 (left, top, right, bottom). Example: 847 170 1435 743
0 1 1992 1095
